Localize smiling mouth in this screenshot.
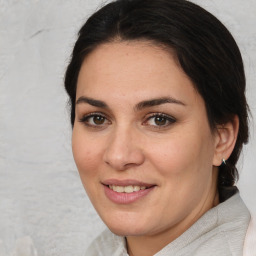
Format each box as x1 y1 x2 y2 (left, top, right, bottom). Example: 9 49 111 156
103 181 156 204
108 185 147 193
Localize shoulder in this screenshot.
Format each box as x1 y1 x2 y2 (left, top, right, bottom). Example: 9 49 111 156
188 192 250 256
156 191 250 256
243 217 256 256
85 229 128 256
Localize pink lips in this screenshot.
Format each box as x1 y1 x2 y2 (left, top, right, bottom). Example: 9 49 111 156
102 179 156 204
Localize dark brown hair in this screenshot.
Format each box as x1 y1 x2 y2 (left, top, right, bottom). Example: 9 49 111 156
64 0 249 187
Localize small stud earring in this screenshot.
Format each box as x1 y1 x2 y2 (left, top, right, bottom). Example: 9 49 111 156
222 159 226 165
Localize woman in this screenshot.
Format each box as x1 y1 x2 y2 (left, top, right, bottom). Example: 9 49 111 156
64 0 250 255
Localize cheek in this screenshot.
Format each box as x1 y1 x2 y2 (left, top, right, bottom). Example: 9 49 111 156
148 137 196 173
72 128 102 179
72 129 106 204
147 131 214 180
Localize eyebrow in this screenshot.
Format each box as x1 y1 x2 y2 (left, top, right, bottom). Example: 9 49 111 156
76 96 185 110
135 97 185 111
76 96 108 108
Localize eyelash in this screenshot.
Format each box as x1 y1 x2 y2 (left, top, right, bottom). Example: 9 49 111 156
79 112 110 128
143 113 176 129
79 112 176 129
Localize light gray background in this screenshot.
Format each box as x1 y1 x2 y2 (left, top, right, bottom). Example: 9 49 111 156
0 0 255 255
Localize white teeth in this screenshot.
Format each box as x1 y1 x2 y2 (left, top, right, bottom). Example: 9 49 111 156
133 186 140 192
115 186 124 193
110 185 148 193
124 185 133 193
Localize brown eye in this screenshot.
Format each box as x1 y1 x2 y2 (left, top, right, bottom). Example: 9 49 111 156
93 115 105 125
79 113 110 128
144 113 176 128
154 116 167 126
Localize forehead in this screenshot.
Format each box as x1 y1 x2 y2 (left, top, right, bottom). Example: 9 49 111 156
79 41 179 80
76 41 198 105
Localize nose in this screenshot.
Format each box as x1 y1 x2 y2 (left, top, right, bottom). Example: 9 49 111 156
103 126 145 171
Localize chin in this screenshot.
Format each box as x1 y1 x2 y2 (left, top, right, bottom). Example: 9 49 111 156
108 225 147 237
102 213 150 237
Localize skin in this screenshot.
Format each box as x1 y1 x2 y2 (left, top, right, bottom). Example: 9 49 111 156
72 41 238 256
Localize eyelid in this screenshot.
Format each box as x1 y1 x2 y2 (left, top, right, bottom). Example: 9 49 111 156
78 111 176 130
143 112 176 127
79 112 111 127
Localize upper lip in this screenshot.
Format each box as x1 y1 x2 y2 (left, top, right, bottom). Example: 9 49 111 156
102 179 155 188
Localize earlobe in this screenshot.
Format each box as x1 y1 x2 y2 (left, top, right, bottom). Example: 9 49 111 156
213 115 239 166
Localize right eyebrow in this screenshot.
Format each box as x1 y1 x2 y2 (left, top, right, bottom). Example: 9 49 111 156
76 96 108 108
135 97 186 111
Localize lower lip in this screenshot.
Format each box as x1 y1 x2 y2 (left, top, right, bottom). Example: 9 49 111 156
103 185 155 204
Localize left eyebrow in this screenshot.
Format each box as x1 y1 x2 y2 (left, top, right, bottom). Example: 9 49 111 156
76 96 108 108
135 97 186 111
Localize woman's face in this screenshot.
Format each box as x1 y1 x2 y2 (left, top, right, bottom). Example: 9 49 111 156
72 41 220 238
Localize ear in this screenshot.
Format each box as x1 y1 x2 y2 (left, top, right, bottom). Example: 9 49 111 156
212 115 239 166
